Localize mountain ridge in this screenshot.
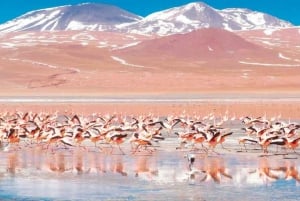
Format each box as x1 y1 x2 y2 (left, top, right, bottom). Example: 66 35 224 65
114 28 278 61
125 2 292 35
0 2 293 35
0 3 142 33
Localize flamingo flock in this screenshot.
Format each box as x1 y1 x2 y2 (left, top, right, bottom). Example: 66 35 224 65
239 116 300 154
0 111 230 154
1 111 300 187
0 111 299 155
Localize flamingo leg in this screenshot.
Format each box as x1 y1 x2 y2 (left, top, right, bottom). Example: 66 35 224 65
243 143 248 152
221 143 231 152
118 145 125 155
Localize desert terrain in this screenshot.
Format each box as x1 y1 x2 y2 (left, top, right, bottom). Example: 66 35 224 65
0 28 300 96
0 28 300 117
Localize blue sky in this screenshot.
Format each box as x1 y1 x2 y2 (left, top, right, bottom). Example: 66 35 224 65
1 0 299 25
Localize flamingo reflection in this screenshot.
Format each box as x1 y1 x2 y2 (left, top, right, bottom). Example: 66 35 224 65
7 152 19 175
1 147 300 187
110 156 127 176
247 157 300 184
184 156 232 184
47 152 72 173
285 161 300 182
200 157 232 184
134 156 158 178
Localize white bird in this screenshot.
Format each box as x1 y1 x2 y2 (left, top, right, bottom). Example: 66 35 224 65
185 153 196 171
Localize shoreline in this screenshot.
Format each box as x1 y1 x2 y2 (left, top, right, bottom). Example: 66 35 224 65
1 97 300 103
0 100 299 118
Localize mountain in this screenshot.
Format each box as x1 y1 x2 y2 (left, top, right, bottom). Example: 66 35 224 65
0 2 293 35
123 2 293 35
0 3 142 33
114 28 279 62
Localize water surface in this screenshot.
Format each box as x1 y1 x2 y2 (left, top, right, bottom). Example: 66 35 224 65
0 147 299 201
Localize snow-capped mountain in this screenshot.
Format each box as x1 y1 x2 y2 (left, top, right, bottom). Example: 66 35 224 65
0 3 142 33
0 2 293 35
123 2 293 35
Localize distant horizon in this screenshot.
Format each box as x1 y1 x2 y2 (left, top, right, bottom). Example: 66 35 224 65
1 0 299 25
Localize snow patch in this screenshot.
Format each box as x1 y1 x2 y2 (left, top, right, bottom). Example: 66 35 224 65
261 41 278 46
112 42 140 50
239 61 300 67
208 46 214 51
252 37 274 40
67 21 98 31
97 41 109 48
145 7 180 21
0 13 44 32
36 39 59 43
241 69 252 72
67 21 85 30
4 57 81 72
278 53 291 60
34 10 61 27
5 58 57 68
241 72 249 79
222 23 233 31
176 15 197 24
111 56 146 68
71 33 96 41
263 29 276 36
0 42 17 48
125 35 137 40
120 14 142 21
246 12 266 25
11 33 35 39
184 2 206 12
81 42 89 46
69 67 81 73
41 18 59 31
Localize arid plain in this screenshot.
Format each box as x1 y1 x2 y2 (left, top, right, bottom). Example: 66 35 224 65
1 28 300 117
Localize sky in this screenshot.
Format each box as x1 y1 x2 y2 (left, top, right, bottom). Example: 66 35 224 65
1 0 299 25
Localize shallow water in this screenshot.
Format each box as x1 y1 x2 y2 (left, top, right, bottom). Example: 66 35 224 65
0 146 299 201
